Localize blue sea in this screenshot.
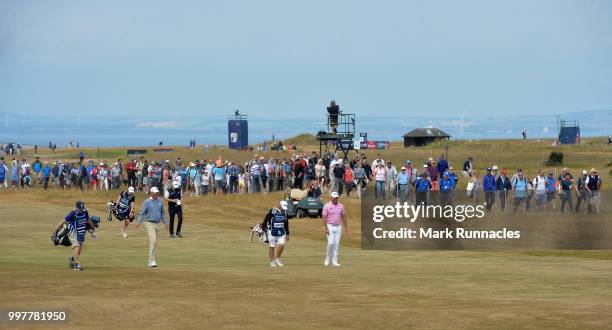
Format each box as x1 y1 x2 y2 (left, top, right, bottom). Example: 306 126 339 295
1 111 609 147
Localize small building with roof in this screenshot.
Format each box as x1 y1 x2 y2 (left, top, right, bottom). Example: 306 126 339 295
402 127 451 147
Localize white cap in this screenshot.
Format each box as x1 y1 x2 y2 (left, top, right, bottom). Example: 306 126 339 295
582 170 588 175
150 187 159 193
172 181 180 188
330 192 339 198
128 186 135 193
423 164 428 168
401 166 406 170
492 165 498 170
280 200 288 210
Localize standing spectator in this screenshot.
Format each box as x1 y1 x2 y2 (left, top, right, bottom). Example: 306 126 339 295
162 164 171 194
293 158 305 189
213 162 225 195
39 161 49 190
558 173 574 213
238 167 246 193
372 162 386 199
483 168 496 210
533 170 547 211
353 162 367 199
0 159 7 189
322 192 347 267
470 171 481 205
332 161 346 195
10 162 18 188
439 172 454 207
99 163 109 190
586 168 601 213
414 173 431 206
512 171 528 213
32 157 42 187
111 163 122 190
462 157 473 179
166 181 184 238
193 163 203 196
305 160 316 188
437 155 449 175
126 159 137 188
544 171 556 211
250 160 261 193
315 159 326 190
228 162 239 194
496 169 512 211
575 170 590 214
326 100 340 134
397 167 410 203
134 187 167 267
343 164 354 197
371 154 385 169
201 169 210 195
385 162 397 196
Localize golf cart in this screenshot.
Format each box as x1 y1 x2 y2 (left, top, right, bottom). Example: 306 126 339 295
284 189 324 219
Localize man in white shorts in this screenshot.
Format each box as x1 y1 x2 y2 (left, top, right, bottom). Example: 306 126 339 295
261 200 289 267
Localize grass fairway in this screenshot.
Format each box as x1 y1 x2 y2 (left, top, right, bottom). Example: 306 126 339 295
1 138 611 329
1 189 612 329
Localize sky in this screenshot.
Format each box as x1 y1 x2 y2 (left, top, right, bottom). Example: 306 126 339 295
0 0 611 119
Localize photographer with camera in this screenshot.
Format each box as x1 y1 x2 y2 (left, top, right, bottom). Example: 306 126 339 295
55 201 95 271
326 100 340 134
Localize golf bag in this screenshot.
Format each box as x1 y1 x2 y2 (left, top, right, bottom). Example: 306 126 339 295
87 216 100 230
107 202 134 222
51 223 71 247
249 223 267 244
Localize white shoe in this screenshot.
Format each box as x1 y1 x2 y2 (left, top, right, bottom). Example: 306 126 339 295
275 259 284 267
148 261 157 267
324 259 330 266
332 261 341 267
270 260 277 267
122 232 128 239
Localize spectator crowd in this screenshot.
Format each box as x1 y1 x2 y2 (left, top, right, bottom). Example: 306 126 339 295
0 149 603 214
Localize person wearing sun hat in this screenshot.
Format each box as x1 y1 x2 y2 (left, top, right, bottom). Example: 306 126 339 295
397 166 410 203
322 191 347 267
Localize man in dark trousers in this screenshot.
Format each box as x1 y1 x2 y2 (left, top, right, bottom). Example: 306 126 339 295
326 100 340 133
166 180 184 238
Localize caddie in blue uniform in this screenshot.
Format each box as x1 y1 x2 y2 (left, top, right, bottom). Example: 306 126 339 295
113 186 136 238
261 201 290 267
56 201 94 271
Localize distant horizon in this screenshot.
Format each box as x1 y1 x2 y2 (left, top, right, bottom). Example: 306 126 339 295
0 108 609 147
